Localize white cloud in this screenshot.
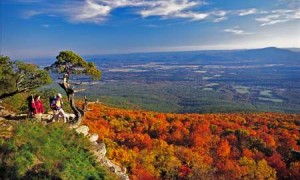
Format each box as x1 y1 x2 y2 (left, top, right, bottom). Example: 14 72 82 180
212 17 226 22
139 0 198 17
256 9 300 26
172 11 209 21
16 0 300 26
67 0 111 23
21 0 228 23
238 8 258 16
100 0 151 8
22 10 43 19
210 10 228 22
224 27 251 35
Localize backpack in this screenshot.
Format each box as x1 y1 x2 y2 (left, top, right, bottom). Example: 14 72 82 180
49 96 57 110
27 96 34 115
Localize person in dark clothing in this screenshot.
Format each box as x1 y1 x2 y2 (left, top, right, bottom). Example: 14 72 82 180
27 95 34 118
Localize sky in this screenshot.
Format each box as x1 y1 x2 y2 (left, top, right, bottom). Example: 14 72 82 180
0 0 300 59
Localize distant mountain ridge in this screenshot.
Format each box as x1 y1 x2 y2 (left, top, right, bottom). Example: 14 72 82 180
86 47 300 65
23 47 300 66
231 47 300 64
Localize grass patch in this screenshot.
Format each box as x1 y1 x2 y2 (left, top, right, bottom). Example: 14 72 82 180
0 121 113 179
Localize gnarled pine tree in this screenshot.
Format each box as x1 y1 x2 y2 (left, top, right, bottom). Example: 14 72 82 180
0 56 52 100
47 51 101 127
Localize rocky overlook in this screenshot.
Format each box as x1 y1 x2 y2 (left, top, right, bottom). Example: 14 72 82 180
0 106 129 180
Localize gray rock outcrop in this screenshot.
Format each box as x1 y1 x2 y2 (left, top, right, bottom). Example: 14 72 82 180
74 125 130 180
75 125 89 136
88 133 99 142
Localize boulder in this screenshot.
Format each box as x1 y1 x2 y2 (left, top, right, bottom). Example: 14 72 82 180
41 114 52 121
75 125 89 136
97 142 107 158
101 157 129 180
65 113 76 122
88 133 99 142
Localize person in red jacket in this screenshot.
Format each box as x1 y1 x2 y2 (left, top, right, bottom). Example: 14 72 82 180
31 95 44 121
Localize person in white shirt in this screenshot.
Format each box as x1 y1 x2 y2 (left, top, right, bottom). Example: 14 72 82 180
51 93 67 123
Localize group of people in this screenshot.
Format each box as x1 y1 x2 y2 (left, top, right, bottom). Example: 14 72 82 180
29 93 67 122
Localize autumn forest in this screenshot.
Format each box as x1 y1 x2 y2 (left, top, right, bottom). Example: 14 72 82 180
83 104 300 179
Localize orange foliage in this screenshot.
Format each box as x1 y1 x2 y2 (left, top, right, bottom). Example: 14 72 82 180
82 103 300 179
217 139 231 158
131 165 158 180
242 148 254 158
261 133 276 147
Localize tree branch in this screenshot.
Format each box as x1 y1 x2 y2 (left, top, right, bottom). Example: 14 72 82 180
83 96 88 112
0 89 26 100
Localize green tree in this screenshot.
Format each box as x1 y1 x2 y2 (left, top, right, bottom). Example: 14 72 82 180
0 56 52 100
47 51 102 127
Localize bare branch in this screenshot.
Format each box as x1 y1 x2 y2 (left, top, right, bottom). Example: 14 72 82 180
83 96 88 112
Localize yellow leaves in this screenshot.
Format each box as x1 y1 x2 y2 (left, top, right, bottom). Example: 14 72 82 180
239 157 276 180
239 157 257 179
110 118 130 133
108 147 137 168
256 159 276 180
138 139 181 178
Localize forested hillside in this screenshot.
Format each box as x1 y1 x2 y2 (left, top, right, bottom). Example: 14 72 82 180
83 104 300 179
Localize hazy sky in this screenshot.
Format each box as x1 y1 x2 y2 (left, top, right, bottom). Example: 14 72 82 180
1 0 299 59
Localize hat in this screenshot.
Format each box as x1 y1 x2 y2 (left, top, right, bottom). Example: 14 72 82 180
57 93 62 98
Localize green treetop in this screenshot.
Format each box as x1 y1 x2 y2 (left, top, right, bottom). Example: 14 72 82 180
48 51 101 80
0 56 52 100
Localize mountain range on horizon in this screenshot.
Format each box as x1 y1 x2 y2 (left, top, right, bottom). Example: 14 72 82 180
87 46 300 65
24 47 300 66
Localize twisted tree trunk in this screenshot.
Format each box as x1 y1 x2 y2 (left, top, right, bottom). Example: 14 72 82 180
58 76 87 127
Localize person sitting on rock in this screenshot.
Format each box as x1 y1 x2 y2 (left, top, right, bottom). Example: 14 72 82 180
31 95 44 122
